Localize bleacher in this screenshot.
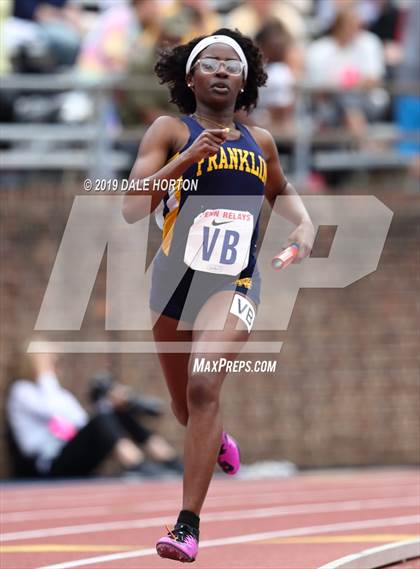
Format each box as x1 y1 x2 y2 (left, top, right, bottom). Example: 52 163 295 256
1 0 418 186
0 74 413 184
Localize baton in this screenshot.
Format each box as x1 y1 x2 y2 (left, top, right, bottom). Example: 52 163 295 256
271 242 300 270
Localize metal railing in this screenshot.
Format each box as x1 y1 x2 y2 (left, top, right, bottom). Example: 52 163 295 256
0 73 416 181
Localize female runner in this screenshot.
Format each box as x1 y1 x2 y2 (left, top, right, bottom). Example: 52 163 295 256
122 28 314 563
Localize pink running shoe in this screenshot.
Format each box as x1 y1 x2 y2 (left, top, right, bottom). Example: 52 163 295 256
156 523 199 563
217 432 241 475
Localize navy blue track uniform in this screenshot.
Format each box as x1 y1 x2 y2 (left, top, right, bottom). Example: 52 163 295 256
150 115 267 323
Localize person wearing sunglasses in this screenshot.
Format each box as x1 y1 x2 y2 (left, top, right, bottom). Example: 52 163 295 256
122 28 314 563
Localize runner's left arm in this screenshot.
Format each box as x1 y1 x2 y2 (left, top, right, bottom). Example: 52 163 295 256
255 127 315 260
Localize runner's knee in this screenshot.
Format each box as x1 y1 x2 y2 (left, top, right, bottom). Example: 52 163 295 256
187 374 220 412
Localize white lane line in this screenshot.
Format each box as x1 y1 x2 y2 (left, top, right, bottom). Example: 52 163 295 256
318 538 420 569
35 515 420 569
4 477 419 513
4 487 419 524
2 496 418 542
0 487 181 510
3 475 418 508
137 486 420 514
2 507 113 524
3 483 419 518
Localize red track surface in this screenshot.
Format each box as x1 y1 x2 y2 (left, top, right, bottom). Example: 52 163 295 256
1 469 419 569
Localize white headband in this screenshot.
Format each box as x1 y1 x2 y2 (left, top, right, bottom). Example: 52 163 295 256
185 35 248 80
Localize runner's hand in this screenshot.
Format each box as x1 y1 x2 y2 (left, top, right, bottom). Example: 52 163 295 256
287 220 315 262
184 128 228 162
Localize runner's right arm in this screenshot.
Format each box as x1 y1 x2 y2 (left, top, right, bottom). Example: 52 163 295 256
122 116 227 223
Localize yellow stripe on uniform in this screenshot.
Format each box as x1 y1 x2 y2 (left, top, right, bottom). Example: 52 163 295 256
168 151 180 163
234 277 253 290
162 178 182 255
161 150 181 256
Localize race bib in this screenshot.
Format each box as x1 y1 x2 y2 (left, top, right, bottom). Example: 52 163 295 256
184 208 254 275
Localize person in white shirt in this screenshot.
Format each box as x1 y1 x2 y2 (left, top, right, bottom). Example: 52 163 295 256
254 20 297 129
306 7 386 144
6 350 181 478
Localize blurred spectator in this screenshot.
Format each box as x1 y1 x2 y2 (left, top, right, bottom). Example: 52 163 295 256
117 14 191 126
163 0 222 42
7 0 85 70
253 20 296 129
0 0 12 75
306 7 386 145
76 0 220 128
77 0 221 80
0 1 15 134
225 0 308 44
72 0 163 128
368 0 403 76
395 1 420 179
313 0 385 34
77 0 161 79
6 350 183 479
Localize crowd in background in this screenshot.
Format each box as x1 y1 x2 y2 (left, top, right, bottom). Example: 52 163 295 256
0 0 419 171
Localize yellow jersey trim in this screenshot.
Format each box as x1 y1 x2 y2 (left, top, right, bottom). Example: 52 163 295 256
234 277 253 290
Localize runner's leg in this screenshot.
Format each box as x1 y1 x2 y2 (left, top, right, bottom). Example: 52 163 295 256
151 311 191 426
182 291 252 514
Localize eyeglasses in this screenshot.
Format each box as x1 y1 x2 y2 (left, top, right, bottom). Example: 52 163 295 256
194 57 245 76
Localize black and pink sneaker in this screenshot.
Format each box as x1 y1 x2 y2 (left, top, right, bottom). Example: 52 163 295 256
156 523 199 563
217 431 241 475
